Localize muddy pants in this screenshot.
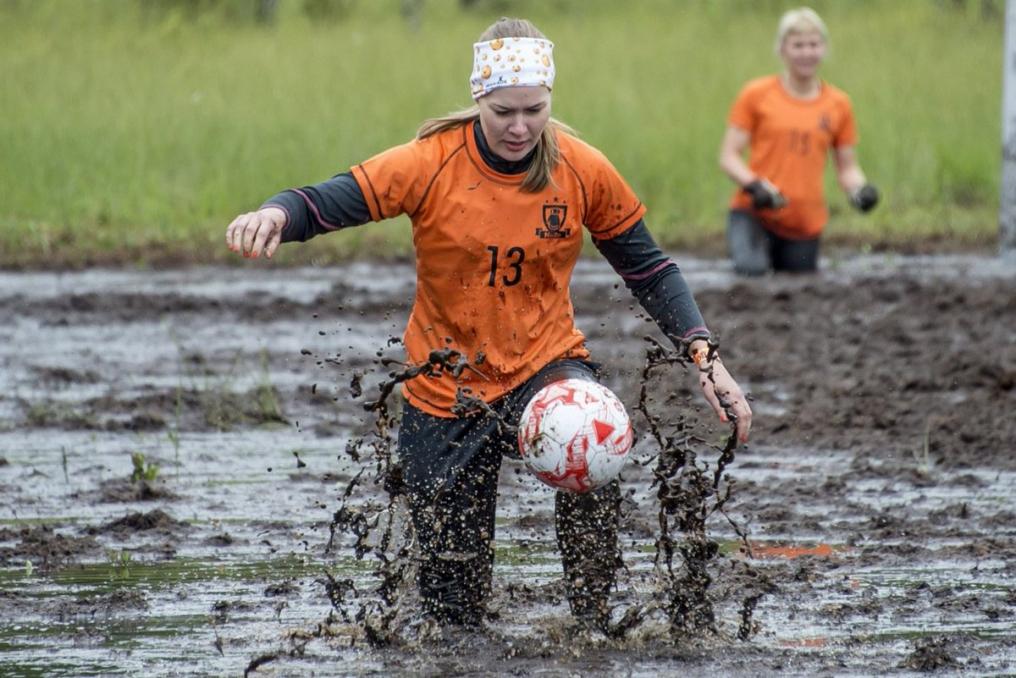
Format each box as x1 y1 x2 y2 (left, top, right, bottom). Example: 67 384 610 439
727 209 820 275
397 359 621 627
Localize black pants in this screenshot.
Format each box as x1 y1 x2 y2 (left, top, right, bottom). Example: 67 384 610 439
397 359 621 627
727 209 820 275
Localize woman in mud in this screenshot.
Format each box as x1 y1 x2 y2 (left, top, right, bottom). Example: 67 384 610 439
225 17 751 631
719 6 879 275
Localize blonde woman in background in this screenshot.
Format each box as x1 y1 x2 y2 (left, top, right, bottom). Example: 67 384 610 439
719 7 879 275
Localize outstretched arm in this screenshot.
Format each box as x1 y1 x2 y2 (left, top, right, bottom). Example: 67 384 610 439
224 172 371 259
594 221 752 442
225 206 287 259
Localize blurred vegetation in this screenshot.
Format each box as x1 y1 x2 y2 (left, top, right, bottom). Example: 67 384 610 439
0 0 1004 267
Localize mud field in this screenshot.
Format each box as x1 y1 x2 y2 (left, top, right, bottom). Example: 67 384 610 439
1 254 1014 676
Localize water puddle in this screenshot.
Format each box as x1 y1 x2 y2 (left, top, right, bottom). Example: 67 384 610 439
2 256 1014 674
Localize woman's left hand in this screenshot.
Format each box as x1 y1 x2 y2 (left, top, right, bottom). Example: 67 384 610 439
697 358 752 444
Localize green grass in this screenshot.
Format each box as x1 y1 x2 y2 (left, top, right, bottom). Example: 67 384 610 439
0 0 1003 267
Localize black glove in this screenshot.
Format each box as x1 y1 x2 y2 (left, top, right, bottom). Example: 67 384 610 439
743 179 787 210
850 184 879 213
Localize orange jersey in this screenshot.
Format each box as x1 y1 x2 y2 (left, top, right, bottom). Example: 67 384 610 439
350 125 646 417
728 75 858 239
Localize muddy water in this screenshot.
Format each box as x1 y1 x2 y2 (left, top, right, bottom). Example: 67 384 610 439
1 255 1014 675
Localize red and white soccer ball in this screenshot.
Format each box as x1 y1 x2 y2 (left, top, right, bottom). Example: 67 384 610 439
517 379 634 494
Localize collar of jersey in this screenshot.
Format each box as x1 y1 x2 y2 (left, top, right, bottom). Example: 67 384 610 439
465 121 534 184
776 75 826 106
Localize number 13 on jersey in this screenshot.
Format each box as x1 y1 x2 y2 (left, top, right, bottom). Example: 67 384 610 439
487 245 526 287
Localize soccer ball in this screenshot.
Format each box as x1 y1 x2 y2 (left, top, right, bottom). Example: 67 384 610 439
517 379 634 493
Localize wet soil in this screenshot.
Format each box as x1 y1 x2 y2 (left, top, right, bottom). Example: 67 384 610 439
0 255 1014 675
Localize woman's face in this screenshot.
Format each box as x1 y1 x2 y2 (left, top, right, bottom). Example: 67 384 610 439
780 29 826 80
477 86 552 161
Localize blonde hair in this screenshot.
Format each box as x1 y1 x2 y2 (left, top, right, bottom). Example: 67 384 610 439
774 7 828 53
417 17 571 193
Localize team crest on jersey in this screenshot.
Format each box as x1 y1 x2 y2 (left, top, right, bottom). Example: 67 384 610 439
537 203 570 239
818 113 832 133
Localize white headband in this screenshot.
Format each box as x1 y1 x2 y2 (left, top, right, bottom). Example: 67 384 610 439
469 37 555 100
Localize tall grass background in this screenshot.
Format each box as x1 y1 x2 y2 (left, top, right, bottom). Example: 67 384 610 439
0 0 1003 266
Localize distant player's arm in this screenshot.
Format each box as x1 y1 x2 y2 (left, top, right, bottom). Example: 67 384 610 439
834 146 879 212
719 126 786 209
718 126 755 188
833 146 866 195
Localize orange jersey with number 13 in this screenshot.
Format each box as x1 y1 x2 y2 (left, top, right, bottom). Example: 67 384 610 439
351 125 645 417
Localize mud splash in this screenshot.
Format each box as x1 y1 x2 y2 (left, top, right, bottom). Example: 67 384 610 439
633 337 769 638
315 334 768 650
1 255 1014 675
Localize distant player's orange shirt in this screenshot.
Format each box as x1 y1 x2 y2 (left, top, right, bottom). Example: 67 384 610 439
728 75 858 239
350 125 646 417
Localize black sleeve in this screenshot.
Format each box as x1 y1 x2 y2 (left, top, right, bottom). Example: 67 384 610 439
261 172 371 243
592 219 710 352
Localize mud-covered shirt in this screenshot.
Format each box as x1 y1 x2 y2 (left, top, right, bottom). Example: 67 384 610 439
265 122 708 417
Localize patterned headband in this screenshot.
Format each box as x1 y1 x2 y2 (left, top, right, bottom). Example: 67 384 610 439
469 37 555 100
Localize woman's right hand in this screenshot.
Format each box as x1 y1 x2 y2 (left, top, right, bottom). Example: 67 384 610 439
225 206 287 259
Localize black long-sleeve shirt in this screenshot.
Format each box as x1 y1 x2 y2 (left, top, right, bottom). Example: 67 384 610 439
263 121 709 349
